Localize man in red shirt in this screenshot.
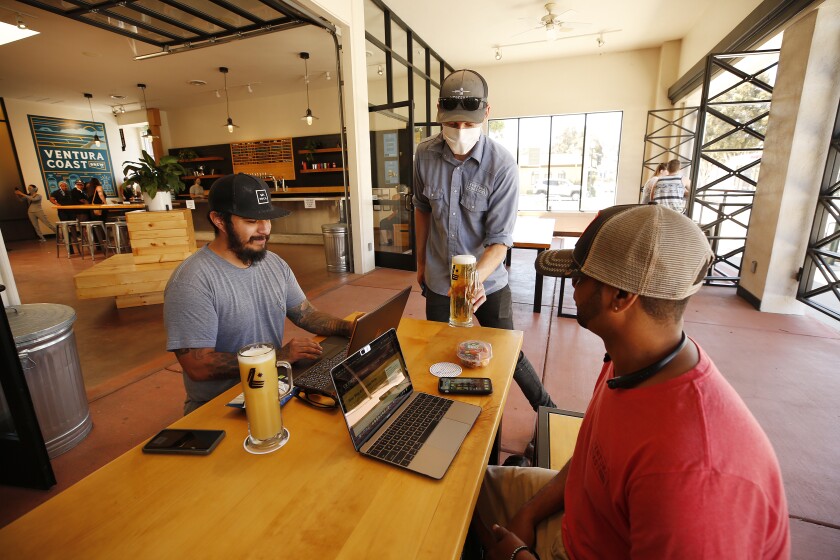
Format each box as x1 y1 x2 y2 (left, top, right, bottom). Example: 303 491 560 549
473 204 790 559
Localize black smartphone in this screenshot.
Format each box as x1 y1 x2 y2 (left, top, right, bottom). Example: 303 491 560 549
142 429 225 455
438 377 493 395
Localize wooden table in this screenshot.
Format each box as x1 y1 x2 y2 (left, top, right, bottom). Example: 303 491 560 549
0 318 522 559
506 217 555 312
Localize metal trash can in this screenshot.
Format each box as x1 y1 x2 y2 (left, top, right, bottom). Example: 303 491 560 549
4 304 92 458
321 223 349 273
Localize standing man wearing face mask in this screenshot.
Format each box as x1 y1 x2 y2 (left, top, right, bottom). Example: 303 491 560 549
413 69 556 415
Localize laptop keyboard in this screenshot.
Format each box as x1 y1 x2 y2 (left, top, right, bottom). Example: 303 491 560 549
367 393 452 466
296 348 348 393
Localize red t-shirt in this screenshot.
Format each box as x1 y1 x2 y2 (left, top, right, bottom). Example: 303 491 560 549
561 341 790 559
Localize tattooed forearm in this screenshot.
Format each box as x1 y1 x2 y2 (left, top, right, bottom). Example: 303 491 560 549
173 348 239 382
287 300 353 337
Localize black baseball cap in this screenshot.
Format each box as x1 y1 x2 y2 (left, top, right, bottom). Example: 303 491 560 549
208 173 291 220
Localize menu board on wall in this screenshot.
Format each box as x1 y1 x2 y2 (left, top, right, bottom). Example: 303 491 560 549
231 137 296 181
27 115 116 196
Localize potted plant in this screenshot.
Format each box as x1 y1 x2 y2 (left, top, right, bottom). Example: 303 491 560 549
123 150 186 211
177 149 199 161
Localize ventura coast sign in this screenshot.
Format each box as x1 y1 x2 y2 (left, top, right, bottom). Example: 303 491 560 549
28 115 116 196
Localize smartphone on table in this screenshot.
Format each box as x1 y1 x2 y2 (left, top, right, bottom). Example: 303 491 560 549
438 377 493 395
142 429 225 455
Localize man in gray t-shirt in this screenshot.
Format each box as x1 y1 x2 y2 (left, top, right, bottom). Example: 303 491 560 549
164 173 354 414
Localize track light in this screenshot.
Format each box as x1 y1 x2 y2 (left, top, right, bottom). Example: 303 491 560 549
494 47 502 61
325 71 331 81
247 83 253 94
597 34 605 48
16 15 26 29
377 65 383 76
215 89 221 98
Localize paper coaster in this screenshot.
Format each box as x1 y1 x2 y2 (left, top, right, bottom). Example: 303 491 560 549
430 362 462 378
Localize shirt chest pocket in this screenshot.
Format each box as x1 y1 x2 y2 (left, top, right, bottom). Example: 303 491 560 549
460 181 489 213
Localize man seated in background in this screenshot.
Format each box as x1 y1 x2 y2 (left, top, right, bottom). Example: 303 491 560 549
473 204 789 559
164 173 355 414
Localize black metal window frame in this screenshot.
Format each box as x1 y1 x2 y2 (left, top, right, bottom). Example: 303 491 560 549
488 111 624 213
798 98 840 321
640 108 699 194
689 49 780 286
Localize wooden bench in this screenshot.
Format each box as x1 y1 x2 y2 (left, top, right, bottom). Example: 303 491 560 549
73 210 196 308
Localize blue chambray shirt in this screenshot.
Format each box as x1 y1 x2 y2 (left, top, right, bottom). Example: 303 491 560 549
413 132 518 297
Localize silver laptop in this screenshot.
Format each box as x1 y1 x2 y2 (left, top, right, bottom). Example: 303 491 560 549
293 286 411 398
330 329 480 479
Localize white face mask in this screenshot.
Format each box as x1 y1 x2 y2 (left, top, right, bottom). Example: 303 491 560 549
442 125 482 155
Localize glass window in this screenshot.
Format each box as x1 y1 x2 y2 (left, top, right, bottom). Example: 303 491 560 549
364 0 385 44
489 111 622 212
391 22 408 62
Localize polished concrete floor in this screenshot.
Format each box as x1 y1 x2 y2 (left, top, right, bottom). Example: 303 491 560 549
2 236 839 558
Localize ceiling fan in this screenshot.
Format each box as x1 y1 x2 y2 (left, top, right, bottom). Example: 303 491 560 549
520 3 590 41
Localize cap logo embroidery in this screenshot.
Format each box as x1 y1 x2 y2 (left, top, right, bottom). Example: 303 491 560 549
450 87 470 96
256 189 270 205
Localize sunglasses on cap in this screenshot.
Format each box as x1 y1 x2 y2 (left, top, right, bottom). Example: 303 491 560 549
439 97 486 112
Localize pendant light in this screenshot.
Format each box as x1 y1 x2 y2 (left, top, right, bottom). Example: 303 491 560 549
299 52 318 126
220 66 239 133
137 83 159 139
84 93 101 147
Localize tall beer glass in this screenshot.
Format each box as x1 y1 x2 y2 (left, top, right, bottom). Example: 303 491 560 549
237 343 292 454
449 254 478 327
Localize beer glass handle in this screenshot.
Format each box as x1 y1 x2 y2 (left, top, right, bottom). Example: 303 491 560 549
276 360 293 399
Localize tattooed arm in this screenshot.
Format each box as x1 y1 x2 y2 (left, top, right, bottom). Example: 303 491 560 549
286 299 354 338
173 348 239 382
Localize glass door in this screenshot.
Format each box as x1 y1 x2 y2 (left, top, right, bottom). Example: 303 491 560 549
370 104 415 270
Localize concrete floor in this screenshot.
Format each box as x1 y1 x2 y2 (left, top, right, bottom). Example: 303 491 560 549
2 236 839 558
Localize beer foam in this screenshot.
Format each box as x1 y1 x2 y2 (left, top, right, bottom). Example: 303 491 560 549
452 254 476 265
239 344 274 363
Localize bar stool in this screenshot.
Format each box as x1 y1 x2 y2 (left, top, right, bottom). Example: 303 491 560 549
104 221 131 255
78 221 108 261
55 220 82 258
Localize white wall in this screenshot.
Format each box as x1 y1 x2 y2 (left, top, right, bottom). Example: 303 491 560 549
476 47 662 230
678 0 765 76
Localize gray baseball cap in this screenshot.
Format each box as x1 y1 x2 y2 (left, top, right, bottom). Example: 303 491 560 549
436 69 489 124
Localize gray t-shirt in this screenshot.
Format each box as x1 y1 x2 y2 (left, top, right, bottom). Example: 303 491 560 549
164 245 306 413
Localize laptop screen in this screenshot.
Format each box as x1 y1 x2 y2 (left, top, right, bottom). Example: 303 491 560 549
331 329 412 449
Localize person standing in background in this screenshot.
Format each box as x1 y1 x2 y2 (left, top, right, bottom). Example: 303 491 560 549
50 181 75 221
15 184 56 242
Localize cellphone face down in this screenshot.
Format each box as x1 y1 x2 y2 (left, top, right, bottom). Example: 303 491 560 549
142 429 225 455
438 377 493 395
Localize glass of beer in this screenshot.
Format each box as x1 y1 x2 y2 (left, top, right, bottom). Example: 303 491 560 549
449 254 478 327
237 343 293 455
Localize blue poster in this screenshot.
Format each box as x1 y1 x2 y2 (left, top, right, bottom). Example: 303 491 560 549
28 115 116 196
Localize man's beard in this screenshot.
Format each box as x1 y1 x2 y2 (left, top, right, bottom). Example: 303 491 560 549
227 231 268 265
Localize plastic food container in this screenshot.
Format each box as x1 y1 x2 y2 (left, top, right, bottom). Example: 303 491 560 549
457 340 493 368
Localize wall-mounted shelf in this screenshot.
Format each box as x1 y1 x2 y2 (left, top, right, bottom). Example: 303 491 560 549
179 156 224 163
300 168 344 174
182 174 224 180
298 147 343 154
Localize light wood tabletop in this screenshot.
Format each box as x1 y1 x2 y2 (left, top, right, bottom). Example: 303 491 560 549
0 318 522 559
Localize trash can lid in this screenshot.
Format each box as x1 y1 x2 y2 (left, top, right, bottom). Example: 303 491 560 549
5 303 77 345
321 222 348 233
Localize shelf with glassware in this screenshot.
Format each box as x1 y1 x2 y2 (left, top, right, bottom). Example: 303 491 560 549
293 135 345 183
169 145 233 185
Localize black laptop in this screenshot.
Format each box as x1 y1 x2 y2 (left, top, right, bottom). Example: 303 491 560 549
292 286 411 399
330 329 480 479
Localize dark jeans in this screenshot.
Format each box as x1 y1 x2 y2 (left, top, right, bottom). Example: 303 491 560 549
424 285 555 411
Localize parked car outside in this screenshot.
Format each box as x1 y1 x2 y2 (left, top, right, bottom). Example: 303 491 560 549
535 179 581 200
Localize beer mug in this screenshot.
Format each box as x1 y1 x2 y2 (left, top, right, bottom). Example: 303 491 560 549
449 254 479 327
237 343 293 455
